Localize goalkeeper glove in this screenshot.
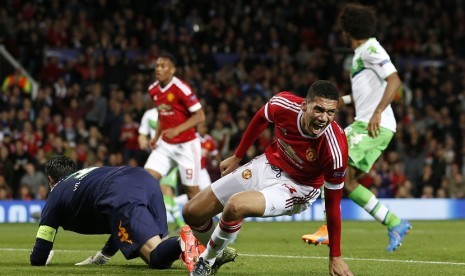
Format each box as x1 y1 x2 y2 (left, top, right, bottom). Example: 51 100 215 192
45 250 54 265
75 251 110 266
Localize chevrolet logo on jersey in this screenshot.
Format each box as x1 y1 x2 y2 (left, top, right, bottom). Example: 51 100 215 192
277 139 304 164
157 103 172 111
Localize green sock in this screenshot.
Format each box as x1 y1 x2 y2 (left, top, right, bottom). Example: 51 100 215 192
348 185 401 229
163 195 186 228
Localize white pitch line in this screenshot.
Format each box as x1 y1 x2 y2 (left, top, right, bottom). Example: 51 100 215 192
4 248 464 266
238 253 465 266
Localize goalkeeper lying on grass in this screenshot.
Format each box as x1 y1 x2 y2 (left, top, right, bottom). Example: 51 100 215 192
30 155 202 271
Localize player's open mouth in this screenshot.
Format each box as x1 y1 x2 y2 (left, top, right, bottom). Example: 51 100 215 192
311 123 326 134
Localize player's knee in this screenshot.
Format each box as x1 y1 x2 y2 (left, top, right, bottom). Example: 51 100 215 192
182 200 196 224
149 249 170 269
223 195 246 220
149 237 181 269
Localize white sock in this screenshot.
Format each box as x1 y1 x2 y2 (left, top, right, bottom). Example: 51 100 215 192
201 219 242 264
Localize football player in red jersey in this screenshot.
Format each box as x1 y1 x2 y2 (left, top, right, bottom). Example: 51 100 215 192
176 122 222 206
145 52 205 202
183 80 353 276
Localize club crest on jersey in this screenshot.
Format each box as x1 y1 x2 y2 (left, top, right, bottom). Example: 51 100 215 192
167 92 175 102
306 148 317 161
242 169 252 179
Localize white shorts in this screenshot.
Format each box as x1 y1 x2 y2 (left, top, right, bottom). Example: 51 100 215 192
211 154 321 217
144 138 201 187
198 168 212 190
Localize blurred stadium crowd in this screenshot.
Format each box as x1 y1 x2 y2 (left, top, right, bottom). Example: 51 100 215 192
0 0 464 201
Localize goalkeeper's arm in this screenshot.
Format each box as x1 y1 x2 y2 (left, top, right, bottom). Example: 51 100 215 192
30 238 53 266
30 225 57 266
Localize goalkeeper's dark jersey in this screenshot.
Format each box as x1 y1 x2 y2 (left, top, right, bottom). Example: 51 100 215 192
31 166 168 265
40 166 125 234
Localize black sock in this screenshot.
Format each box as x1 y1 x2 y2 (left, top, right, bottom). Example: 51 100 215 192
149 236 182 269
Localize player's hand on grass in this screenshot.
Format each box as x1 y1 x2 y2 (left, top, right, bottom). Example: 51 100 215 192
75 251 110 266
329 256 353 276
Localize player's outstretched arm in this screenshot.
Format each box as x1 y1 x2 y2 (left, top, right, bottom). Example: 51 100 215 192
329 256 354 276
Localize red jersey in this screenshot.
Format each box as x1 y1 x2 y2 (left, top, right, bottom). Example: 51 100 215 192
236 92 348 189
234 91 348 257
148 76 201 144
120 122 140 150
197 133 218 169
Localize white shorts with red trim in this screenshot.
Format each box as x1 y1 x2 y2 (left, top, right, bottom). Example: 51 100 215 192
144 138 201 187
211 154 321 217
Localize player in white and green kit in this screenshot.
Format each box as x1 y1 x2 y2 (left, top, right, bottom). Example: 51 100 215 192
139 108 186 230
302 3 411 252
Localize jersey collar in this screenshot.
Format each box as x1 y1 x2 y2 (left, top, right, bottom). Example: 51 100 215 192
159 76 176 93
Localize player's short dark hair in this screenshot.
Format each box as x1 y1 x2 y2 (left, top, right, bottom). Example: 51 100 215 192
45 155 77 182
340 3 376 40
306 80 339 102
158 52 177 67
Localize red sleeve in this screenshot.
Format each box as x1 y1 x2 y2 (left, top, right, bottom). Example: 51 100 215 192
325 186 343 257
234 106 269 159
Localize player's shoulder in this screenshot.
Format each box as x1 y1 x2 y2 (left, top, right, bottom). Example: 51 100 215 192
271 91 302 102
148 80 160 91
361 38 389 57
324 122 348 145
172 76 194 95
269 91 302 112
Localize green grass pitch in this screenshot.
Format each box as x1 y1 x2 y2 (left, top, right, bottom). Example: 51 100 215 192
1 220 464 275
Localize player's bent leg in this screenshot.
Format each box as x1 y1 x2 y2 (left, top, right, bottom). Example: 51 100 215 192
222 191 266 221
183 187 223 226
145 168 163 180
150 237 183 269
139 235 162 264
139 235 183 269
184 185 201 200
346 167 412 251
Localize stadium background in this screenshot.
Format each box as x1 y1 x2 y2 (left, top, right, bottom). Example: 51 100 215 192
0 0 465 221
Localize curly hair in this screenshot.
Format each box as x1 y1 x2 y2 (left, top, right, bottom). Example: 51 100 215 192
340 3 376 40
306 80 339 102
